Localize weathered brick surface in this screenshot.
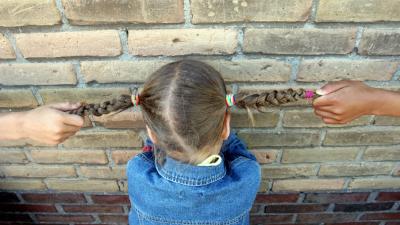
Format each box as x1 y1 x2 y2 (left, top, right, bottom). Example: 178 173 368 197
265 203 329 213
334 202 394 212
0 150 28 164
128 29 237 56
0 165 76 178
251 214 293 224
361 212 400 220
319 162 395 177
22 193 86 203
62 0 183 25
111 150 141 165
0 90 38 109
40 88 129 104
273 179 345 192
0 34 15 59
30 150 108 164
62 130 142 148
363 146 400 161
239 131 320 147
304 193 369 203
296 213 358 223
0 63 76 86
81 60 170 84
0 179 46 190
82 59 291 84
15 31 121 58
282 147 359 163
0 0 61 27
255 193 299 203
262 164 317 179
46 179 119 192
80 166 126 179
243 28 356 55
359 29 400 55
324 129 400 146
251 150 278 164
316 0 400 22
374 116 400 126
36 214 94 223
231 110 279 128
62 204 124 213
349 178 400 189
0 204 57 212
297 59 398 82
283 109 371 127
377 192 400 201
207 59 291 82
91 194 130 204
191 0 312 23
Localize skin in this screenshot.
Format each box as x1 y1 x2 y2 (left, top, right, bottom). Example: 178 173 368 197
313 80 400 124
0 102 84 145
147 112 231 164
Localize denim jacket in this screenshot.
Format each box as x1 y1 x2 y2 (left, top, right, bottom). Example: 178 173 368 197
126 132 261 225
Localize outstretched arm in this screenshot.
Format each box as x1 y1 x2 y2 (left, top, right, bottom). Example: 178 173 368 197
0 103 84 145
313 80 400 124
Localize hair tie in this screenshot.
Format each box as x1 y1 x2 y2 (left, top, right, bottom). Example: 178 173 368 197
131 93 140 107
226 94 236 107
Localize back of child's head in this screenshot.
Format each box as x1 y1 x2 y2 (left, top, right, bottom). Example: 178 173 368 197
139 60 228 164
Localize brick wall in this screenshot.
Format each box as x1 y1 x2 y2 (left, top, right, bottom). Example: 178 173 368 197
0 0 399 224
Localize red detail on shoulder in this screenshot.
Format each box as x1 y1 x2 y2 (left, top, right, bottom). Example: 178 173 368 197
142 145 153 152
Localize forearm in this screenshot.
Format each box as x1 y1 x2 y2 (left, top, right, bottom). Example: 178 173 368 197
0 112 27 140
371 88 400 117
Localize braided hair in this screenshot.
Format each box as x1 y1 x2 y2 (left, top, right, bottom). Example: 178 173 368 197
69 88 310 117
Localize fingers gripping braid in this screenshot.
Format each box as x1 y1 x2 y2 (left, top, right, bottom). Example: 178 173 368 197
68 95 133 117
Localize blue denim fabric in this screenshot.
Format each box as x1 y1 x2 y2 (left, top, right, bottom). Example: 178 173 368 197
126 132 261 225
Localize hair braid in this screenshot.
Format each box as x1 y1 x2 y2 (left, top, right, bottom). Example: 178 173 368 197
68 94 133 117
235 88 307 110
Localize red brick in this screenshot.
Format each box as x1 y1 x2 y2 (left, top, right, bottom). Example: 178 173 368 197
91 194 130 204
326 223 380 225
255 194 299 203
36 215 94 223
250 215 293 224
304 193 369 203
250 204 261 214
0 204 56 213
0 213 32 222
99 215 128 223
297 213 358 223
265 204 329 213
386 223 400 225
22 193 86 203
360 213 400 220
334 202 394 212
63 205 124 213
0 192 19 203
376 192 400 201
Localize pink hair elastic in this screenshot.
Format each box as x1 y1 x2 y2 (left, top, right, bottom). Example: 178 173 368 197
304 90 315 100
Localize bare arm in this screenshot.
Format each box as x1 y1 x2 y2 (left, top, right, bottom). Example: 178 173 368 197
313 80 400 124
0 103 84 145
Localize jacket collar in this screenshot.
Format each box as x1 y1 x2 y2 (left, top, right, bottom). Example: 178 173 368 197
155 154 226 186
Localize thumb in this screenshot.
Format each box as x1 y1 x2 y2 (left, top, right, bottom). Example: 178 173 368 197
317 80 350 96
48 102 82 111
